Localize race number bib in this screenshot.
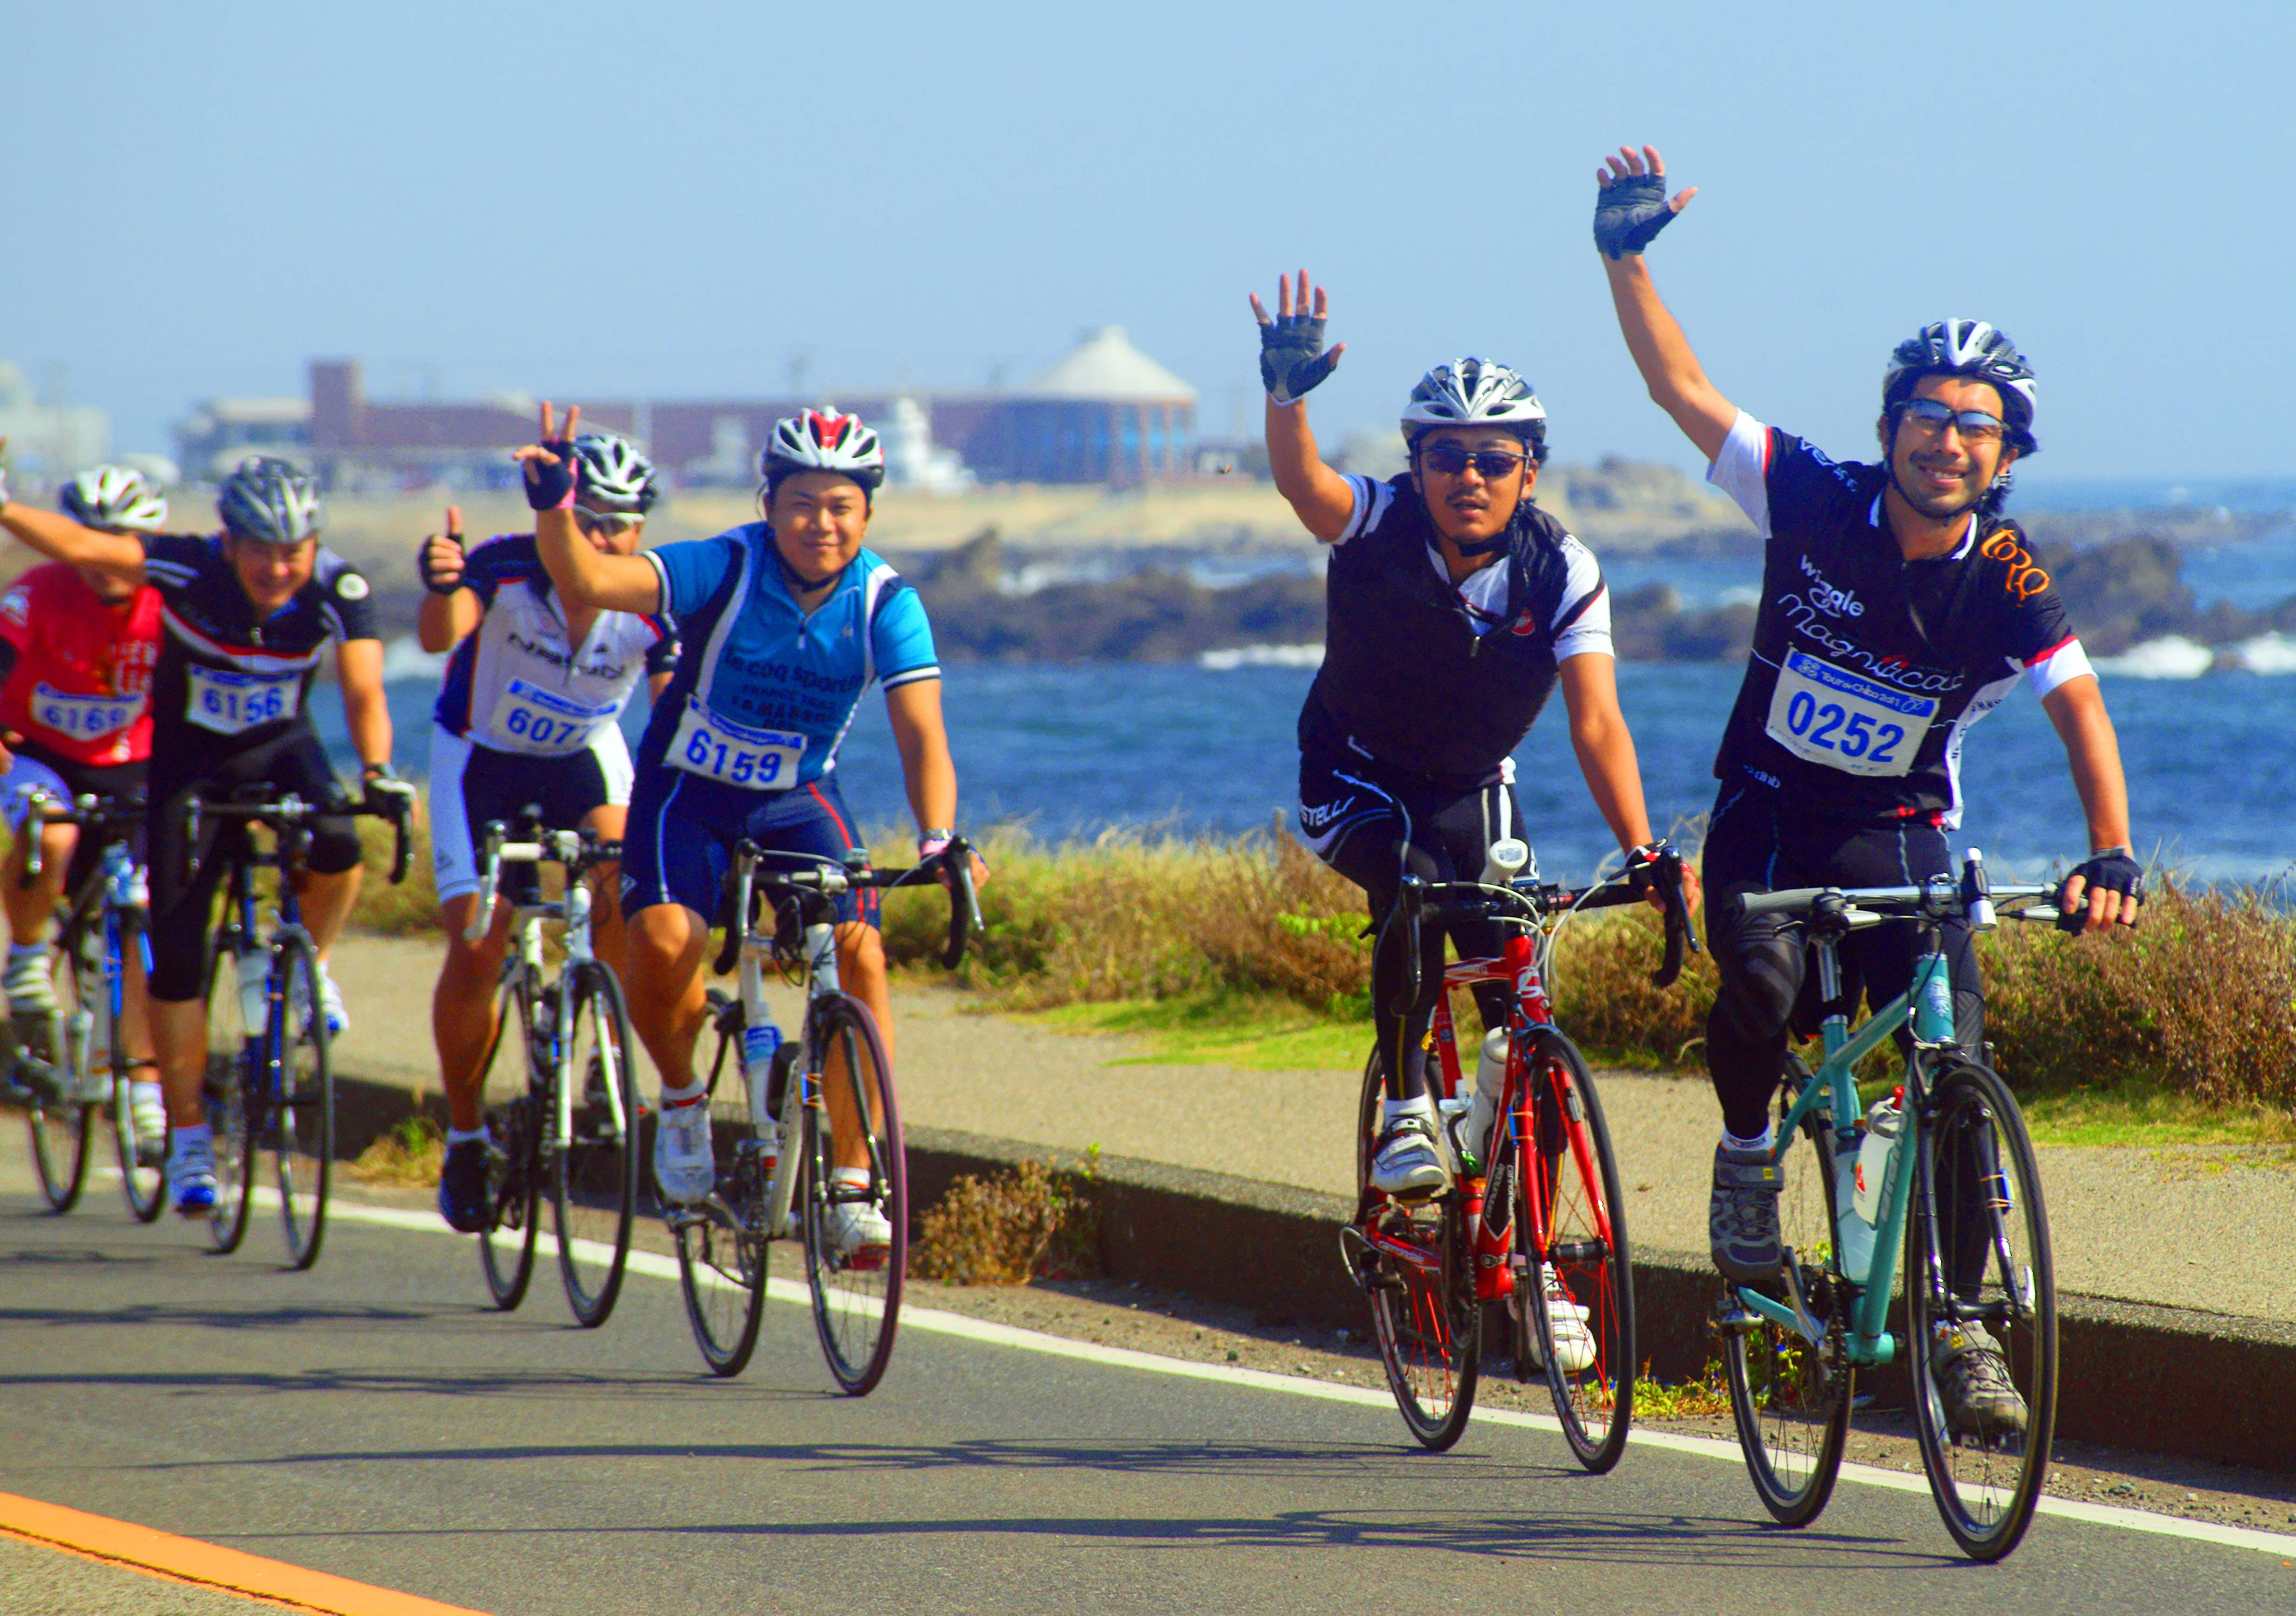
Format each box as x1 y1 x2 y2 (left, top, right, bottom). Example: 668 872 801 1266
185 664 300 736
30 683 141 742
1764 650 1937 778
666 698 803 791
484 678 617 756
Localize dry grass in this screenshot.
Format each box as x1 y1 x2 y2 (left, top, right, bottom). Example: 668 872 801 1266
1631 1357 1733 1420
349 1113 443 1186
910 1154 1101 1286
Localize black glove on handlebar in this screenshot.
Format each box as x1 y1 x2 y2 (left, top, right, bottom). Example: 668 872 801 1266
1258 308 1339 405
1593 172 1679 260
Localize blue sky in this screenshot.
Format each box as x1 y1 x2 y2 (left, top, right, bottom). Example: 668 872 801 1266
6 0 2289 481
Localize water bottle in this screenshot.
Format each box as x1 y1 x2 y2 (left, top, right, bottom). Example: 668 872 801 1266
1479 838 1530 887
1832 1143 1876 1285
1853 1089 1905 1226
530 993 557 1071
742 1019 783 1125
1464 1028 1508 1168
235 948 268 1033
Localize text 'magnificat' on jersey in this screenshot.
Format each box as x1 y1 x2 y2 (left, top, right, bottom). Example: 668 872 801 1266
1300 472 1611 782
435 533 677 756
139 533 379 749
0 562 162 765
1705 411 2092 826
637 525 938 791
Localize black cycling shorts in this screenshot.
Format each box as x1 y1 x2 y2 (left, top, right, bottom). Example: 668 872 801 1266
0 738 147 895
427 727 622 908
145 723 360 1002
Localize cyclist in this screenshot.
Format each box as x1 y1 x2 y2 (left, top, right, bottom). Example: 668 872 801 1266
415 434 678 1233
1594 144 2141 1437
0 465 164 1148
523 402 985 1257
1252 271 1689 1202
0 455 412 1214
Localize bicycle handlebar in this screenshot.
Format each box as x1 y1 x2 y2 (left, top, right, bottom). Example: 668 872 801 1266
13 788 143 882
465 820 624 941
1400 845 1699 988
708 834 984 977
1736 847 2066 932
183 791 414 888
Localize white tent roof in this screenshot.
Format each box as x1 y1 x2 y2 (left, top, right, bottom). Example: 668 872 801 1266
1024 326 1197 402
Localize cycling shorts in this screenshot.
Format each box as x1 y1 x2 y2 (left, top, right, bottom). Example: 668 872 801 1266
0 740 148 892
621 768 878 929
145 723 360 1002
427 724 633 905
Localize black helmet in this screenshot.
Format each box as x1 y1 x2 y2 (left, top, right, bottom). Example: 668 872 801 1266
217 456 325 545
1882 320 2038 456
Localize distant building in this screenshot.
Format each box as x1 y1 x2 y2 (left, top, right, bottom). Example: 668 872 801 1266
195 327 1198 490
0 362 109 485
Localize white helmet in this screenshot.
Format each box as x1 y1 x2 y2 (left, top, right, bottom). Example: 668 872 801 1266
567 432 658 517
1400 358 1547 444
61 465 168 532
762 410 886 493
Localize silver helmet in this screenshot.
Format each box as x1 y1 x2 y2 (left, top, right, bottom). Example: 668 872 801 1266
1400 359 1547 461
1883 319 2038 455
217 456 325 546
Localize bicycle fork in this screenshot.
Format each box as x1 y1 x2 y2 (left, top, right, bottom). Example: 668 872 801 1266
748 918 838 1240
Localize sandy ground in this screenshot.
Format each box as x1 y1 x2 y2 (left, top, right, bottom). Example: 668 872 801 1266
327 935 2294 1324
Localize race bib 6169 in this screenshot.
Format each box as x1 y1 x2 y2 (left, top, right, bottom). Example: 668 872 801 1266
666 699 803 791
30 683 141 741
1764 650 1937 778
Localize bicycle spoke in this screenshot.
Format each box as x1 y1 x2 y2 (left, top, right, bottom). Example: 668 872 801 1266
272 939 333 1270
479 978 540 1311
800 994 904 1396
554 964 638 1328
675 995 767 1376
203 937 255 1254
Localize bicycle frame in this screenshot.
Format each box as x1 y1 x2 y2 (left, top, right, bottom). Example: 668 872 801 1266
725 845 843 1243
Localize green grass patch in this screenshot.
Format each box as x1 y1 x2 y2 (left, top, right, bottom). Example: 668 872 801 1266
1014 992 1372 1072
2019 1081 2296 1149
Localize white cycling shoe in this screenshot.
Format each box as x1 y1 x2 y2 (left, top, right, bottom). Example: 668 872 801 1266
3 947 56 1020
825 1198 893 1259
129 1080 168 1164
1369 1114 1450 1200
1520 1270 1598 1374
653 1099 716 1206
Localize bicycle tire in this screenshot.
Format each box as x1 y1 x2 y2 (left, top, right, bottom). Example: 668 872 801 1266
1512 1028 1635 1473
85 927 165 1224
1905 1058 2058 1562
22 917 91 1212
1354 1049 1480 1450
1722 1057 1852 1526
800 992 904 1396
203 935 255 1254
272 937 333 1271
674 994 767 1376
478 974 540 1311
553 961 639 1328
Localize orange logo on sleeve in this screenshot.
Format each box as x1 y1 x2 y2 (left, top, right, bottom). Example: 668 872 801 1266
1979 530 2051 599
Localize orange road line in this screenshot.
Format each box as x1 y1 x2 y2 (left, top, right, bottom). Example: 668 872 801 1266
0 1490 490 1616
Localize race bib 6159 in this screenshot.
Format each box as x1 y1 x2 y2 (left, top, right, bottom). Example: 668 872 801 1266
666 698 803 791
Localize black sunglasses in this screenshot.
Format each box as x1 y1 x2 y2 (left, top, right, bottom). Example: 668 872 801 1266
1418 444 1530 479
1898 398 2007 443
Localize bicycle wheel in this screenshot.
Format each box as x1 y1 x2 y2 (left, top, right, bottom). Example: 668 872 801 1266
1351 1049 1479 1450
85 932 165 1224
24 925 93 1213
674 995 768 1377
1721 1057 1852 1526
271 937 334 1270
203 936 255 1255
800 992 904 1396
1511 1029 1635 1474
1906 1059 2057 1562
553 962 639 1328
479 975 540 1311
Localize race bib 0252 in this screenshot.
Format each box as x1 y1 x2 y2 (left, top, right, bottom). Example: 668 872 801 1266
484 678 617 756
185 664 301 736
1764 650 1937 778
30 683 141 742
666 698 803 791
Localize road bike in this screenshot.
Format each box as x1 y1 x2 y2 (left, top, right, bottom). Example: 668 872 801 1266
189 788 410 1270
1714 850 2062 1561
1341 842 1693 1463
672 837 979 1392
466 813 639 1328
13 790 165 1220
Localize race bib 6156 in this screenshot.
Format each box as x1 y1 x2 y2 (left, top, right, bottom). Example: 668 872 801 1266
186 664 300 736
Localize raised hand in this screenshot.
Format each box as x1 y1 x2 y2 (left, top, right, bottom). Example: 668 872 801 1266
513 400 581 511
419 504 467 595
1594 145 1698 260
1250 270 1346 405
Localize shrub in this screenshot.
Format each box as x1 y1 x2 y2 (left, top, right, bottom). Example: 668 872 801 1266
910 1156 1100 1285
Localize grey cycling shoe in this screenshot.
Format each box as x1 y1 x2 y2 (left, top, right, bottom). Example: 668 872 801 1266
1932 1321 2029 1440
1369 1115 1450 1200
1709 1142 1784 1284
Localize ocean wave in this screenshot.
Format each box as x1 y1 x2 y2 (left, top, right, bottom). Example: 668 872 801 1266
2232 632 2296 674
382 635 451 684
2091 635 2214 679
1198 643 1324 671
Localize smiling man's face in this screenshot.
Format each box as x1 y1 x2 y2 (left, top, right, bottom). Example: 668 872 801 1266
1883 374 2019 522
1410 427 1535 548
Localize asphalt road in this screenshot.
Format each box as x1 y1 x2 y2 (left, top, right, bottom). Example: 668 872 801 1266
3 1164 2291 1615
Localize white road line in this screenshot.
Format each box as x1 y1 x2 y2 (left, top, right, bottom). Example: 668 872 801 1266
314 1195 2296 1561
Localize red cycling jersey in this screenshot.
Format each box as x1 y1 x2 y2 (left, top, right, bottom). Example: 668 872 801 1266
0 562 162 766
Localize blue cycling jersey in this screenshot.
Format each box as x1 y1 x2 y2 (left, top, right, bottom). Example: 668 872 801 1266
637 524 938 791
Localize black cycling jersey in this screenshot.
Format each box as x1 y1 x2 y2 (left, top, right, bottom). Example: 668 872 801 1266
139 534 378 756
1704 414 2091 826
1299 473 1610 781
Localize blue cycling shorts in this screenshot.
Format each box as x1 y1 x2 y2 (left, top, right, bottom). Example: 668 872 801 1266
620 767 879 929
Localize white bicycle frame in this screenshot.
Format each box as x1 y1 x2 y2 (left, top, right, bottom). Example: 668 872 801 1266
467 828 631 1167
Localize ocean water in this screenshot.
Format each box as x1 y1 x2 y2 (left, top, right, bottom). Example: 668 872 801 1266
316 658 2296 887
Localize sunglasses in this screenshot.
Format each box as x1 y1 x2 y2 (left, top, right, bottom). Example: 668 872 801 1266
1898 398 2007 443
574 508 641 536
1418 444 1530 479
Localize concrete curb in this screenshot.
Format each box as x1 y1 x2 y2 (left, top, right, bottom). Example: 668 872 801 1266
329 1074 2296 1473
